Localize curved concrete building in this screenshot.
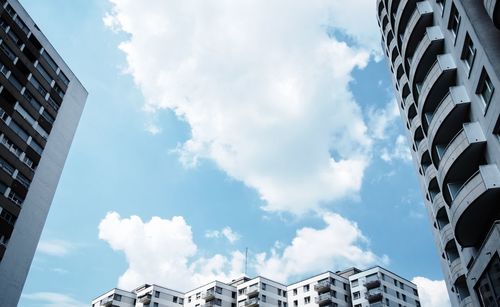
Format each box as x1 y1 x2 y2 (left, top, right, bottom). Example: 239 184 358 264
377 0 500 306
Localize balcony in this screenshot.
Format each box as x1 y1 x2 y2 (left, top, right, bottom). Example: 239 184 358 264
467 221 500 288
203 290 216 301
409 26 444 96
204 302 216 307
440 223 454 247
389 39 398 64
417 140 427 160
450 165 500 247
314 280 331 293
364 279 381 290
424 164 437 187
483 0 500 28
100 296 113 307
438 122 486 205
431 192 445 218
449 258 463 285
406 101 417 122
418 54 456 114
393 55 403 75
401 1 433 62
459 296 473 307
366 291 383 303
139 293 152 305
245 297 259 307
247 287 259 298
315 293 333 305
427 86 470 167
394 0 416 43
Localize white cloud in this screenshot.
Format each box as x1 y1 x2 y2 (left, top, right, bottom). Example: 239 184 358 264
254 212 388 282
367 99 400 140
22 292 86 307
98 212 244 291
412 277 451 307
380 135 412 162
205 227 241 244
104 0 382 215
99 212 387 288
37 239 75 257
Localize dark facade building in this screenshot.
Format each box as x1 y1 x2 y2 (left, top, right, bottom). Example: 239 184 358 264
0 0 87 305
377 0 500 306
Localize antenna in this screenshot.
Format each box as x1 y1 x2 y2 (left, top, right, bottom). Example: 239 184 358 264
245 247 248 276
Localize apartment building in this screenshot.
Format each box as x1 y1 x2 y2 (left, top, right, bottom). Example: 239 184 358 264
376 0 500 306
0 0 87 305
92 266 420 307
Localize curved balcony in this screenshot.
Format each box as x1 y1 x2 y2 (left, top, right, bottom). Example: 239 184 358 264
431 192 445 217
401 1 433 62
483 0 500 28
378 1 386 21
382 13 389 36
440 223 454 246
424 164 437 186
406 101 417 122
438 122 486 205
449 259 464 285
398 73 408 93
419 54 457 116
395 0 417 44
450 164 500 247
390 39 399 64
409 26 444 96
394 56 403 77
417 139 428 160
427 86 470 167
410 112 421 136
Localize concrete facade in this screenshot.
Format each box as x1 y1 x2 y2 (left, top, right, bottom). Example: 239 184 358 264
0 0 87 305
92 267 420 307
377 0 500 305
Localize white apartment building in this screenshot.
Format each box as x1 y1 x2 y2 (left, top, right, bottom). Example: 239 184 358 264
92 266 420 307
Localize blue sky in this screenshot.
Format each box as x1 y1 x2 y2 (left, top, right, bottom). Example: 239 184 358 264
16 0 449 306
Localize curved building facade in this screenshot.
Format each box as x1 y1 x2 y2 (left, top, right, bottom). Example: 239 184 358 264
377 0 500 306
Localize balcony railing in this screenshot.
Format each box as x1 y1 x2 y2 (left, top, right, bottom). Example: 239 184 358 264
244 297 259 307
138 293 152 305
314 280 331 293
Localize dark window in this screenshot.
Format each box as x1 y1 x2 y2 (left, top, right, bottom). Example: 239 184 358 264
154 291 160 298
461 33 476 72
477 69 495 109
449 4 460 38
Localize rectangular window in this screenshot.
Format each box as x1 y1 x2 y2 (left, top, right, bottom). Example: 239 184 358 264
30 139 43 155
23 90 42 111
261 283 266 291
0 156 14 175
293 300 297 307
262 295 266 303
5 4 16 18
477 68 495 109
14 17 29 35
449 4 460 38
173 296 178 303
41 50 58 72
15 172 30 188
304 296 310 304
154 291 160 298
15 103 36 126
30 76 48 97
277 289 281 295
36 63 53 85
293 289 297 296
9 120 29 141
351 279 359 287
303 285 309 292
179 298 184 304
278 300 281 307
216 286 223 294
9 74 23 92
353 292 360 300
402 294 407 302
59 71 70 86
0 42 15 61
437 0 446 11
114 294 122 301
154 303 159 307
461 33 476 72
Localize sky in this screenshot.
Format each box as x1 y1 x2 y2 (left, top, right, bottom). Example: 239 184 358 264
16 0 450 306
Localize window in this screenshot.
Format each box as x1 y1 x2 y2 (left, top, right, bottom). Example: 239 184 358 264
343 283 348 291
154 303 159 307
114 294 122 301
5 4 16 18
293 300 298 307
477 69 495 109
278 300 282 307
59 71 70 86
262 295 266 303
196 292 201 299
215 299 222 306
179 298 184 304
402 294 406 302
381 273 385 281
155 291 161 298
30 76 48 97
385 298 390 306
41 50 58 72
15 104 35 126
9 75 23 92
351 279 359 287
283 302 287 307
293 289 297 296
232 292 236 298
14 17 29 35
41 110 55 124
261 283 266 291
0 42 15 61
0 156 14 175
277 289 281 295
413 288 418 296
282 291 286 297
461 34 476 72
303 285 309 292
216 286 223 294
304 296 310 304
188 296 192 303
344 295 348 302
29 140 43 155
396 291 400 299
36 63 53 84
353 292 360 300
173 296 178 303
9 120 29 142
399 281 404 290
383 286 387 293
475 254 500 307
449 4 460 38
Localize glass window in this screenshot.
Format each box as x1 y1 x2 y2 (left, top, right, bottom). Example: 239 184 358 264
0 42 15 61
36 63 53 84
475 254 500 307
154 291 160 298
353 292 360 300
303 285 309 292
262 295 266 303
449 4 460 37
29 139 43 155
41 50 58 72
303 296 310 304
9 120 29 141
461 34 476 71
477 69 495 109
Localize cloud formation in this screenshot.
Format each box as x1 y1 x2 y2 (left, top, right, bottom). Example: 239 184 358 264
104 0 382 215
205 227 241 244
254 212 388 282
412 277 451 307
37 239 76 257
99 211 386 289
